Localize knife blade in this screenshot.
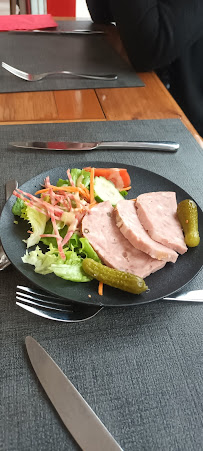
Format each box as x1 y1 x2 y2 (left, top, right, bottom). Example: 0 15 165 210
10 141 179 152
25 336 123 451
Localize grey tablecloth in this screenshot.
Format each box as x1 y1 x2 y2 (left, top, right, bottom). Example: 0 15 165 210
0 119 203 451
0 20 144 93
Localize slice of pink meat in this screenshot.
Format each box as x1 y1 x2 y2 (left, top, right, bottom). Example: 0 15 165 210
115 199 178 263
136 192 187 254
82 201 166 279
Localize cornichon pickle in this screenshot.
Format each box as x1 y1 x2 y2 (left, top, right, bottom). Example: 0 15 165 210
82 258 148 294
177 199 200 247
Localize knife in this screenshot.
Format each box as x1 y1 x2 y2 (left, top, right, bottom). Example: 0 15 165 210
163 290 203 302
25 336 123 451
10 141 180 152
0 180 18 271
9 29 105 35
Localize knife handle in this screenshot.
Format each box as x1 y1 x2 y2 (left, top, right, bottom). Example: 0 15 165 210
97 141 179 151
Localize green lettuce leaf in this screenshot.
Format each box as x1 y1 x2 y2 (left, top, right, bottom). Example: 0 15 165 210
79 237 101 262
70 168 82 186
25 206 47 248
79 169 90 188
120 190 128 198
12 198 25 216
56 178 70 187
68 232 81 251
71 168 90 188
40 219 68 247
51 251 91 282
22 246 91 282
22 245 61 274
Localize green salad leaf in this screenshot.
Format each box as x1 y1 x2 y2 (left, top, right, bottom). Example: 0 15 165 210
56 178 70 187
25 206 47 248
12 198 26 216
51 251 91 282
40 219 68 247
22 245 61 275
71 168 90 188
120 190 128 198
79 237 101 262
56 169 90 189
22 245 92 282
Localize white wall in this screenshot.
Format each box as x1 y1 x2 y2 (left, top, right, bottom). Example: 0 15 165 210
76 0 90 18
0 1 10 14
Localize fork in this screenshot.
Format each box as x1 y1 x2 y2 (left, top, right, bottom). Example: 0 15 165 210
2 62 117 82
16 285 203 323
16 285 103 322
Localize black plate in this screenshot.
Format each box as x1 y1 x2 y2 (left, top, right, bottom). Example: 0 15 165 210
0 162 202 307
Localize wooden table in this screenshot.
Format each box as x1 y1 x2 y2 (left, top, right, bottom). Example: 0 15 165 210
0 19 202 147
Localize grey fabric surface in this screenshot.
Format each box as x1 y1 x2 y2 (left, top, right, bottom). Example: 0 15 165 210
0 20 144 93
0 118 203 451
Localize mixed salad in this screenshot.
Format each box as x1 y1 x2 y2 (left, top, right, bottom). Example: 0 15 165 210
12 167 133 293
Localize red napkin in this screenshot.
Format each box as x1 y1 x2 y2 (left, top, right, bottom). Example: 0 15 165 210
0 14 57 31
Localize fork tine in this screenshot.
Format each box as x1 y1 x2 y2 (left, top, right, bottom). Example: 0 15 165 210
16 285 75 309
17 285 62 299
16 293 74 311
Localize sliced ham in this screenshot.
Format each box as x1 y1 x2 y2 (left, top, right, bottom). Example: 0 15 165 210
82 201 166 279
115 199 178 263
136 192 187 254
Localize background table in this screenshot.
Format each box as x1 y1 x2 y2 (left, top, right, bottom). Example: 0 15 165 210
0 19 202 148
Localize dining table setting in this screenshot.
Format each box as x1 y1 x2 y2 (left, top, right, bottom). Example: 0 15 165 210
0 14 203 451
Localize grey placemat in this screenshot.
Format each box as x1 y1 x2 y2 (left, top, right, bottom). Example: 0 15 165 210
0 119 203 451
0 20 144 93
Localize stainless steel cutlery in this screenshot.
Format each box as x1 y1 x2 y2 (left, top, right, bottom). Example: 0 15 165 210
0 180 18 271
16 285 203 323
26 336 123 451
2 62 117 82
16 285 103 322
9 140 180 152
9 29 105 35
163 290 203 302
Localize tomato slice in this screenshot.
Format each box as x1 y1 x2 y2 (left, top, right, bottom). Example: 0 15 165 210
83 167 131 190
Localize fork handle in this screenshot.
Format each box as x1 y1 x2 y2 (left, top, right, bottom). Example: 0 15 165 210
42 71 117 81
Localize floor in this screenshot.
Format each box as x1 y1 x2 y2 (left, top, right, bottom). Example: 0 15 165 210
0 0 90 17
